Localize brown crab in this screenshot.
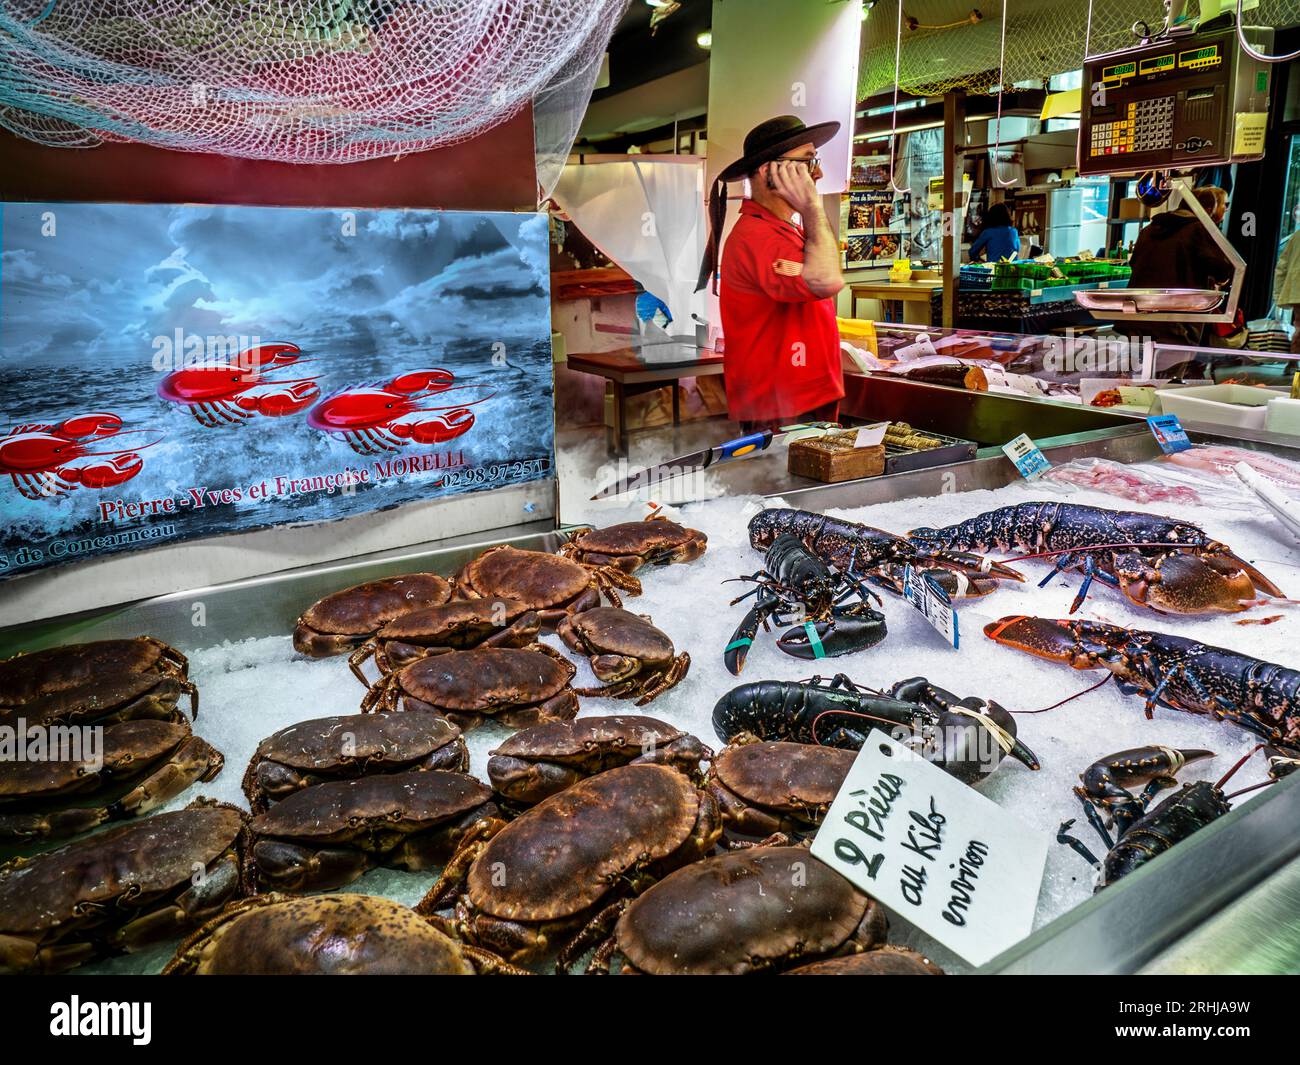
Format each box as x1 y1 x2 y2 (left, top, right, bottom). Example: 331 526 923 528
556 607 690 705
292 573 453 657
248 769 499 893
0 798 247 974
241 712 469 813
787 947 945 975
0 671 197 734
585 844 888 974
347 598 541 684
360 646 579 731
707 740 855 839
0 719 224 846
417 763 721 967
0 637 190 709
455 545 640 625
163 893 530 975
486 715 712 805
561 514 707 574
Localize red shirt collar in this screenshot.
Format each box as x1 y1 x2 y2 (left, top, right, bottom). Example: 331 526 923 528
739 199 803 236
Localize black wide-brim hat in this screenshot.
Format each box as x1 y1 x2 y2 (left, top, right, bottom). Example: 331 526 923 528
717 115 842 183
696 115 841 293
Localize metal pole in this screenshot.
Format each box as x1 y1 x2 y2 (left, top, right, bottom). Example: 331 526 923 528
942 89 966 328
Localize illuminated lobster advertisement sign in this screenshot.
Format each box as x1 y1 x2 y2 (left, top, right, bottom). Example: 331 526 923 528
0 203 555 578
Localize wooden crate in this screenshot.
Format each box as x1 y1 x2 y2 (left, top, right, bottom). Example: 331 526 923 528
788 430 885 482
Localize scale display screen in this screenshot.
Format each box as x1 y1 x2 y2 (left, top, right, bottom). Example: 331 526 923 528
1079 28 1271 175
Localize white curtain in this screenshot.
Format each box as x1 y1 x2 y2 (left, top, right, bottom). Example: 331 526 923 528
552 158 708 341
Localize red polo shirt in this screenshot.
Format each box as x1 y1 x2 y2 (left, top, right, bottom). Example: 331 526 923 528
718 200 843 422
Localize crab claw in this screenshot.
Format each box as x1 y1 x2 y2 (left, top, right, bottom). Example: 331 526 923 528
776 605 887 661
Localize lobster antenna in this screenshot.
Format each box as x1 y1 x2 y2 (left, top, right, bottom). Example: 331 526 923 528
809 708 925 747
1216 743 1267 790
1014 673 1112 715
1001 541 1203 564
1224 779 1276 802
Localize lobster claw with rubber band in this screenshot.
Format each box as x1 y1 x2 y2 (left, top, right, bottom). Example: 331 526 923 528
723 534 886 675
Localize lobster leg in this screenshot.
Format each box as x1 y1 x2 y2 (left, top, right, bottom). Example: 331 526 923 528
1077 795 1116 852
1057 817 1104 869
1069 556 1099 614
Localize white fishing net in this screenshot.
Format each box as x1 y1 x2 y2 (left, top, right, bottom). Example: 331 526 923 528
0 0 628 163
860 0 1300 97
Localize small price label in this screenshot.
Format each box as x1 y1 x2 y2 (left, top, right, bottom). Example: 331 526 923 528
810 732 1049 967
854 422 889 448
1002 433 1050 480
902 565 958 648
1146 413 1191 454
894 334 940 362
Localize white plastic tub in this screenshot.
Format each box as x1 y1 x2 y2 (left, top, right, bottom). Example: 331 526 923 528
1155 383 1286 430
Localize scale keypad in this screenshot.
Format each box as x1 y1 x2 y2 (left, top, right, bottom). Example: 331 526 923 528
1089 95 1175 156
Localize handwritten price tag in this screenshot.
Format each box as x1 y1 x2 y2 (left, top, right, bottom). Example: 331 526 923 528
902 565 958 647
1002 433 1050 480
854 422 889 448
811 732 1049 967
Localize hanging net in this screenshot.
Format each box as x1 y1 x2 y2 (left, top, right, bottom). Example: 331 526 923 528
860 0 1300 98
0 0 628 163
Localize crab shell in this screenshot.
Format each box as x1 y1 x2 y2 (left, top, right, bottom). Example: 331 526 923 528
486 715 711 805
249 770 496 893
708 741 855 837
452 764 721 964
0 672 197 731
241 712 469 813
0 637 188 709
366 647 579 731
353 598 541 679
0 719 224 845
557 608 676 677
613 845 887 975
786 946 944 975
0 800 247 974
292 573 453 657
164 894 489 975
455 546 603 630
565 516 707 573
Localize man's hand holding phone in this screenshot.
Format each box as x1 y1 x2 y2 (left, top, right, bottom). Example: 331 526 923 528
763 160 822 216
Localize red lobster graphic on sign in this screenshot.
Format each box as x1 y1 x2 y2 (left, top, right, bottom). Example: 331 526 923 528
307 369 490 456
0 413 159 500
157 342 321 427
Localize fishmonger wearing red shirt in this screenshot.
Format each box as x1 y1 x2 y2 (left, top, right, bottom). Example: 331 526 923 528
696 115 845 431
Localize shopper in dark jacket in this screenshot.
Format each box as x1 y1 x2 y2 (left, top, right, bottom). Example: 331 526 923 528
1124 187 1234 349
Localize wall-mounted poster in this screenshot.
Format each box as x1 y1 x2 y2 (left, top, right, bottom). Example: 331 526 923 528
0 203 555 579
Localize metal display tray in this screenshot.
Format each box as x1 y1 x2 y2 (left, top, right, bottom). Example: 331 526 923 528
1075 287 1226 314
883 429 978 474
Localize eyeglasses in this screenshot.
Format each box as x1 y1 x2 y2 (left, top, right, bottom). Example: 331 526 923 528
776 155 820 171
